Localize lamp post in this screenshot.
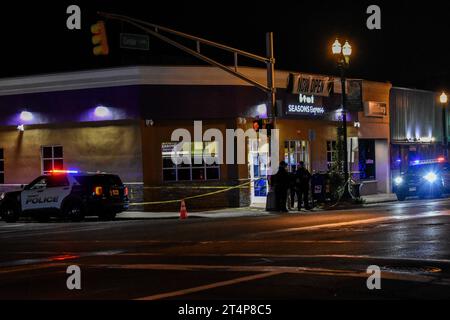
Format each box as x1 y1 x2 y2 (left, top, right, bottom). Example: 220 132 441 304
332 39 352 190
440 92 448 157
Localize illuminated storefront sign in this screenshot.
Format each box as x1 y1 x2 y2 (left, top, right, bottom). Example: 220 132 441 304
288 73 332 97
286 94 326 116
287 104 325 115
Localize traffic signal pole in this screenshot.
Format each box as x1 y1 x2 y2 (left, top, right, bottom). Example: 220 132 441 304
98 12 275 98
266 32 276 121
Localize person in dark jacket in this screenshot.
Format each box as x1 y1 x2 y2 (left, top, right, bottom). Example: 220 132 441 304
273 161 290 212
293 161 312 211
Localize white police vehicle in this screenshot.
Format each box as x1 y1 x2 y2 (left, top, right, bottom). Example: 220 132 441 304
0 170 129 222
393 157 450 201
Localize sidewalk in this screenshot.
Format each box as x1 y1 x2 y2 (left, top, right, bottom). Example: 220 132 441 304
361 193 398 204
119 193 398 220
118 207 272 219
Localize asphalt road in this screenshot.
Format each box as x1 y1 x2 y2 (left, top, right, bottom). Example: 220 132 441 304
1 198 450 300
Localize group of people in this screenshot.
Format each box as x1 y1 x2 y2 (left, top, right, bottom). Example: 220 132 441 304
271 161 312 213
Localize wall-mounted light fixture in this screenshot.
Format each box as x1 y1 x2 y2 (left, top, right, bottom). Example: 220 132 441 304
20 111 33 122
94 105 111 118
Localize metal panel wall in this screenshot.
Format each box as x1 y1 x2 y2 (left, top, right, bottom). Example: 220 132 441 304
390 88 441 142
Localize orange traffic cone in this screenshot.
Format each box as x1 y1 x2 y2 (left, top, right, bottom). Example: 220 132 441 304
179 200 188 220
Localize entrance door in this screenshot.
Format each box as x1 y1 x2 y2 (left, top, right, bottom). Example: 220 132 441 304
248 138 269 205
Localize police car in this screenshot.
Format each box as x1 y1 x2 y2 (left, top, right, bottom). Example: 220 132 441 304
0 170 129 223
393 157 450 201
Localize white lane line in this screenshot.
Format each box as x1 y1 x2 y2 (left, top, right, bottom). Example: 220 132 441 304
135 271 282 300
258 211 450 235
115 253 450 264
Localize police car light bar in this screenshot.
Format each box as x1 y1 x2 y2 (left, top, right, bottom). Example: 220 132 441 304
410 158 446 166
50 170 79 174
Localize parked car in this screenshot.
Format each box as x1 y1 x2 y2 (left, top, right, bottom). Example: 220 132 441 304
0 170 129 222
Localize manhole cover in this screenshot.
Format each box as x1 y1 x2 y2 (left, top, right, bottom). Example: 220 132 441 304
382 265 442 274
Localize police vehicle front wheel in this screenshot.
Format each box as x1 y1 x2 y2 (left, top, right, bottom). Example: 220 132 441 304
1 204 19 223
396 193 406 201
64 202 85 222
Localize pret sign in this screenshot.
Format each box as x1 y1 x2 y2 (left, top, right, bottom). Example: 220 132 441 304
286 94 326 117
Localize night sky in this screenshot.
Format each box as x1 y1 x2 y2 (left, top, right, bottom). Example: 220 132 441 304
0 0 449 91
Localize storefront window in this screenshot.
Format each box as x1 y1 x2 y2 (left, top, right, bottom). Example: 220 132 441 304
358 139 376 180
0 148 4 184
284 140 309 172
326 140 337 169
41 146 63 174
161 142 220 182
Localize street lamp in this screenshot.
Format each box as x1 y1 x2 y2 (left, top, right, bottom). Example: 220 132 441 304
440 92 448 157
332 39 352 190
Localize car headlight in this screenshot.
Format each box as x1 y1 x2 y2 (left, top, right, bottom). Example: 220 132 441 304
424 172 438 183
0 193 5 201
394 177 403 185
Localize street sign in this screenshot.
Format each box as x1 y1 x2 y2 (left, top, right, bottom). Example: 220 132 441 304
120 33 150 50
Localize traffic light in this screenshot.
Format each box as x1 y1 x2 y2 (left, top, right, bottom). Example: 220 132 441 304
253 119 263 132
91 21 109 56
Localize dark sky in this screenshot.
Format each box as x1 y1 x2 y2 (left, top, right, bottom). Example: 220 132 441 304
0 0 449 91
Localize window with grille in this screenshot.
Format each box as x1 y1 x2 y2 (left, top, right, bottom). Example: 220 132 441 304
284 140 309 172
326 140 337 169
162 142 220 182
41 146 64 174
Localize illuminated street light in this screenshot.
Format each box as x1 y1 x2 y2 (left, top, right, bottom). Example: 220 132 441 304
331 38 352 197
440 92 448 104
342 41 352 57
332 39 342 55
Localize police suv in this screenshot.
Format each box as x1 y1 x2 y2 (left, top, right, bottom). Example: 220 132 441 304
0 170 129 222
393 158 450 201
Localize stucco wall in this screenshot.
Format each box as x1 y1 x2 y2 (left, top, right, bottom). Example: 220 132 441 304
0 120 143 184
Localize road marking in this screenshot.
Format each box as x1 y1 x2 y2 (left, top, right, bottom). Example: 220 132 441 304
257 211 450 235
91 262 450 297
115 252 450 264
135 271 282 300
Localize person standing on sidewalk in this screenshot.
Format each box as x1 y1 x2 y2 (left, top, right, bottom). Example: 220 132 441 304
294 161 312 211
273 161 290 212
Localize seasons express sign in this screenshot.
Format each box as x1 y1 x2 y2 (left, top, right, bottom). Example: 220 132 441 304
286 94 326 117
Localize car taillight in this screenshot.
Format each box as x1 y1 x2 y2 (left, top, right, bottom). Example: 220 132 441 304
124 186 129 197
94 186 103 196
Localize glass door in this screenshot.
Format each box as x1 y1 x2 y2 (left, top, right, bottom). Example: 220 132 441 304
248 138 269 204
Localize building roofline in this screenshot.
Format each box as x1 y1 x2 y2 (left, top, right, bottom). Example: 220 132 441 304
391 86 438 94
0 64 394 97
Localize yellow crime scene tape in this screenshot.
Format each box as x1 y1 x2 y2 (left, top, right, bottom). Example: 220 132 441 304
128 179 263 206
